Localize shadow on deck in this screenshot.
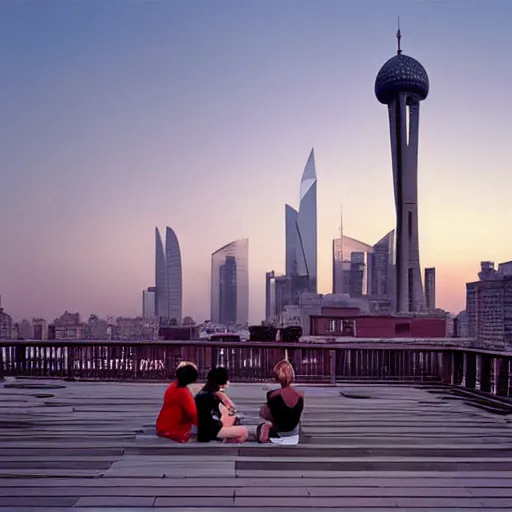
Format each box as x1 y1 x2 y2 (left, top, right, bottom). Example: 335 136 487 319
1 379 512 510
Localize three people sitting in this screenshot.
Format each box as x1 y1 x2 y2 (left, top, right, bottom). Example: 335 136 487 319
156 359 303 445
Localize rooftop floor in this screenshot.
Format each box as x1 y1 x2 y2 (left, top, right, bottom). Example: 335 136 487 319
1 379 512 511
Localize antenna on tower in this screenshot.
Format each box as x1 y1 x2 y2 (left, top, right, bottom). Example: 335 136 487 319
339 203 344 294
340 203 344 242
397 16 402 55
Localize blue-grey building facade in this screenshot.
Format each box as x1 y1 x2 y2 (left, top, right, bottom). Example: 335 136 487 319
155 227 183 323
285 148 317 294
211 239 249 325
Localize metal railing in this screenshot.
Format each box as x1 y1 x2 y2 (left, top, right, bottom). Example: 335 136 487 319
0 339 511 398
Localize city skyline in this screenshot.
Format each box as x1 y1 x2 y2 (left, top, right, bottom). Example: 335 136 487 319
2 1 512 323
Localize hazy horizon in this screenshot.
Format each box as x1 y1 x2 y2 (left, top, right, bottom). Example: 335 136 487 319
2 0 512 323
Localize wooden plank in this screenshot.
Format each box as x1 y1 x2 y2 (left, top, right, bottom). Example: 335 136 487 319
0 486 236 497
233 496 398 507
235 460 512 472
0 497 78 507
73 496 155 507
153 496 233 507
0 469 103 477
0 461 112 469
1 380 512 510
235 469 512 478
2 476 512 488
395 497 487 508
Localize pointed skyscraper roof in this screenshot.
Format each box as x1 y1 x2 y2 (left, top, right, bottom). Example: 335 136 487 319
300 147 316 202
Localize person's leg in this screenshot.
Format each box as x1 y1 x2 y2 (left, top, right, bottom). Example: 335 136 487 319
220 404 236 427
259 404 273 422
217 425 248 443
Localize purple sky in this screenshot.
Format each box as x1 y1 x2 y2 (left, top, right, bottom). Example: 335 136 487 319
2 0 512 323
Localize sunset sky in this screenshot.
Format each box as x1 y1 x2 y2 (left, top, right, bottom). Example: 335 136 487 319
2 0 512 323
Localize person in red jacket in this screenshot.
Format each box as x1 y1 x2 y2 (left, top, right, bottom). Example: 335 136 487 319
156 361 198 442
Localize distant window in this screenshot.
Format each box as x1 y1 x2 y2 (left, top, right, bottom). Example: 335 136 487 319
327 320 336 332
395 323 411 336
341 320 355 336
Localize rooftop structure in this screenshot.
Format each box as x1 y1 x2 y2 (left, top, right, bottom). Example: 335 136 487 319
0 360 511 509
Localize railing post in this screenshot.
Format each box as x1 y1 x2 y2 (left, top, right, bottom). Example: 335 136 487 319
66 345 75 380
480 354 491 393
495 358 509 397
329 349 336 386
17 343 27 377
442 352 454 385
0 344 4 381
453 352 464 386
465 352 477 389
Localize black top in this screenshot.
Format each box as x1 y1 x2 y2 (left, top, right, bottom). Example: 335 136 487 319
266 390 303 433
195 390 223 442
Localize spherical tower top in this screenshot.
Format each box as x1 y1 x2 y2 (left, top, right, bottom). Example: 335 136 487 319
374 26 429 104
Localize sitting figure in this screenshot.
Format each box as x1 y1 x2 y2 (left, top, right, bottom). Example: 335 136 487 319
216 380 238 418
195 367 248 443
257 359 304 445
156 361 198 443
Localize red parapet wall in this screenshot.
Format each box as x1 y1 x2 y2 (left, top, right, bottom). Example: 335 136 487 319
311 315 447 338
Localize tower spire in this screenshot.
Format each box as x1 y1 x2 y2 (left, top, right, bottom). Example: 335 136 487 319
396 16 402 55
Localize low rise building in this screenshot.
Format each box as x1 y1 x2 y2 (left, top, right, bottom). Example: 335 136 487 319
32 318 48 340
466 261 512 350
454 310 468 338
310 313 448 338
113 316 159 341
52 311 83 340
0 296 13 340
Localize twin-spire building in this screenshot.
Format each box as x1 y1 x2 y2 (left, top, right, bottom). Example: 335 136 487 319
154 227 183 323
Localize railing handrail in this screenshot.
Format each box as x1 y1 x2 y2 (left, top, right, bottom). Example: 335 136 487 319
0 338 510 358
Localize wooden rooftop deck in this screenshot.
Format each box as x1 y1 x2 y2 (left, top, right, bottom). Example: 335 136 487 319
1 379 512 511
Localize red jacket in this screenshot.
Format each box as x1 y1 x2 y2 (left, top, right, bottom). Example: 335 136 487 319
156 381 198 443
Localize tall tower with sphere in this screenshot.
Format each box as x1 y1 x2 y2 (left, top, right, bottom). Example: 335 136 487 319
375 26 429 313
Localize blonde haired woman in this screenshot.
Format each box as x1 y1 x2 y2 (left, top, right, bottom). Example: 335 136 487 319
257 359 304 445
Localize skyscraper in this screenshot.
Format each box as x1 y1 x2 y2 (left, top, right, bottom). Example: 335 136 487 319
332 236 374 296
211 239 249 325
371 230 396 304
285 206 298 277
219 256 237 325
375 28 429 313
155 227 183 323
424 267 436 311
155 228 167 319
285 148 317 292
142 287 156 318
265 271 276 321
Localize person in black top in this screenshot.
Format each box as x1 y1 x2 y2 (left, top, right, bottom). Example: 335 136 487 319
257 359 304 444
195 367 248 443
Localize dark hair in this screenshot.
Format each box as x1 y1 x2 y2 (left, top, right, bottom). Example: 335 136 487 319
176 364 198 387
203 366 229 392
